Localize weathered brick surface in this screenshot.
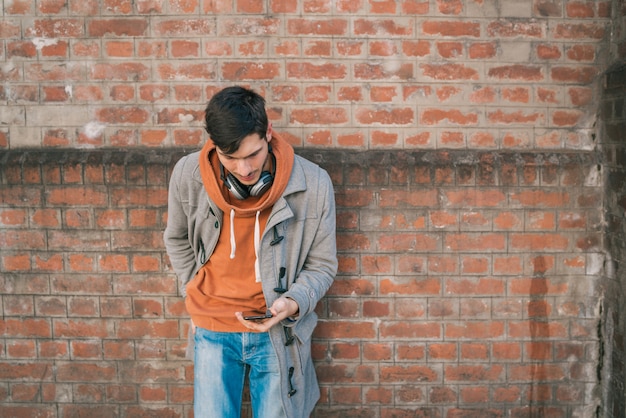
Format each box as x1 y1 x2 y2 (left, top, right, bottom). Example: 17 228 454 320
0 148 603 416
0 2 612 151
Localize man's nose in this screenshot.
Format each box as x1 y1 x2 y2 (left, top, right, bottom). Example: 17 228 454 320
235 159 252 174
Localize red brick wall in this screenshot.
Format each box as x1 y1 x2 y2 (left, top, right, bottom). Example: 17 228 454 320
0 0 617 416
0 1 609 149
0 147 605 417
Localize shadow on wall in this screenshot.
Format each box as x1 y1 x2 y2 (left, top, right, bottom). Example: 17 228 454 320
599 60 626 418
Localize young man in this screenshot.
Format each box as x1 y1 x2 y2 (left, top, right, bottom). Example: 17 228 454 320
163 86 337 418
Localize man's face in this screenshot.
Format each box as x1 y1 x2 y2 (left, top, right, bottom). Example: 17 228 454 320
216 133 270 186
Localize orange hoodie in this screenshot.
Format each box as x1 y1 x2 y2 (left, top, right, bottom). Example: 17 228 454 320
185 134 294 332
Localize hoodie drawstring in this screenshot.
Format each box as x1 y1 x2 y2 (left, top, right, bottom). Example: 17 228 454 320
229 208 236 259
229 208 262 283
254 211 261 282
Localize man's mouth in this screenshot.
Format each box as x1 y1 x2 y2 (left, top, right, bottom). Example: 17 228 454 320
238 173 257 183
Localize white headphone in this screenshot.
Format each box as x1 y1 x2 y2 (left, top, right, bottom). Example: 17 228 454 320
220 147 275 200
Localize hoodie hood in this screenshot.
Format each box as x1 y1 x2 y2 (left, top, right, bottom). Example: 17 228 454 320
198 132 295 217
198 133 295 277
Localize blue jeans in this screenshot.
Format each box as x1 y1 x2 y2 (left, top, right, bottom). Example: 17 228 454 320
193 327 286 418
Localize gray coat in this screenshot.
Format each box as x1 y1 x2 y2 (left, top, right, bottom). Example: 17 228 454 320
163 150 338 418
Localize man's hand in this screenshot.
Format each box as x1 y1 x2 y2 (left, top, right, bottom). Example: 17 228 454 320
235 297 299 332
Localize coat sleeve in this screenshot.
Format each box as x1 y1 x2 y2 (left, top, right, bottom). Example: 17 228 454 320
163 156 197 298
284 167 338 318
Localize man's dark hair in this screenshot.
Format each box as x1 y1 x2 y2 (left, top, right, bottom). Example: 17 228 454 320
204 86 268 154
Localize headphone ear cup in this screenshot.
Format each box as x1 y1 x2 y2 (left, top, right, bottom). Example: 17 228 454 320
248 171 273 197
225 173 250 200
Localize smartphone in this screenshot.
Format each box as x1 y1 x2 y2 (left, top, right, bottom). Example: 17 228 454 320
242 310 273 321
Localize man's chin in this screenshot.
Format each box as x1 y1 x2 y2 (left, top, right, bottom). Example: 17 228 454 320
237 175 258 185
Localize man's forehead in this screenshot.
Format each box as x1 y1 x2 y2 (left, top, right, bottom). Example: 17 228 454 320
215 134 266 157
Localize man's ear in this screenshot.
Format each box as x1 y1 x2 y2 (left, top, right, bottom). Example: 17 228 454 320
266 123 273 142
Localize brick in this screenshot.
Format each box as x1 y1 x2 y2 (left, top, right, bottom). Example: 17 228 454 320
0 208 27 226
221 61 280 80
3 318 51 338
95 209 126 229
304 130 331 146
487 21 543 38
365 386 392 404
26 63 83 82
116 319 179 339
567 44 595 61
113 275 177 295
509 365 566 383
39 340 69 359
287 19 347 36
53 319 111 339
139 385 167 402
380 365 438 383
168 0 198 13
304 85 331 102
551 65 597 83
101 297 133 317
71 340 103 359
428 386 456 405
0 406 55 418
2 254 30 271
157 62 216 80
461 386 490 404
27 19 84 37
429 342 457 360
50 274 111 295
314 321 377 339
96 107 149 124
68 296 99 317
488 64 544 81
552 109 583 126
36 297 67 317
421 63 479 80
68 254 95 272
421 108 478 125
36 40 67 56
103 0 133 13
422 20 479 37
170 40 200 58
57 362 117 382
356 107 414 125
355 63 413 80
98 254 130 273
4 295 35 316
290 107 348 125
554 22 605 40
220 18 279 37
174 85 202 102
41 86 69 102
136 339 169 359
173 129 203 146
287 62 346 80
461 343 488 360
34 254 63 272
303 40 330 57
133 298 164 317
7 41 37 58
88 19 148 37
